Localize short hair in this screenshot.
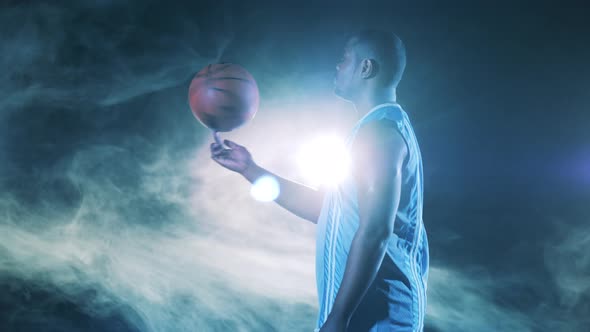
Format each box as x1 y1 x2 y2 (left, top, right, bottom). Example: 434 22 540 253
350 29 407 87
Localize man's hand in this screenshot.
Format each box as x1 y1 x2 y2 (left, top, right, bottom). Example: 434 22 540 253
210 139 255 174
318 313 348 332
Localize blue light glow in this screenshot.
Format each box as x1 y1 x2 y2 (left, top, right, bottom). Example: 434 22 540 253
250 175 280 202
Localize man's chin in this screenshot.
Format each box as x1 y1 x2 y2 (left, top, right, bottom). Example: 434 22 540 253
333 86 351 101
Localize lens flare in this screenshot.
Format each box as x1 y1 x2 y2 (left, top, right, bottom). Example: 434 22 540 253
250 175 280 202
297 135 351 187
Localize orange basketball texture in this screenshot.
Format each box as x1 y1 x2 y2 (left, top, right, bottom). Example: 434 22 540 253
188 63 259 132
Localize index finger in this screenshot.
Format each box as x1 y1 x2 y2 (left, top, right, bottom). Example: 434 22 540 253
212 130 223 146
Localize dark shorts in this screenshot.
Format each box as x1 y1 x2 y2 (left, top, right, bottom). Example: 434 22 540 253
346 255 425 332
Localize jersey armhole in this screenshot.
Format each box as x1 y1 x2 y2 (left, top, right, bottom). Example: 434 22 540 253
379 117 411 170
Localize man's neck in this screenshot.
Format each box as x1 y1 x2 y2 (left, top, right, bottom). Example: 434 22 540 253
353 88 397 119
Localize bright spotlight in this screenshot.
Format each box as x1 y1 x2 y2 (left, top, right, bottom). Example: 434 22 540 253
250 175 280 202
297 134 351 187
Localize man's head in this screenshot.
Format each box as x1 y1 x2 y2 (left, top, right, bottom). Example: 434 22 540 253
333 30 406 101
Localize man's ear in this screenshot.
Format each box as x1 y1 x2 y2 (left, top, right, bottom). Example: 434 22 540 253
360 59 378 79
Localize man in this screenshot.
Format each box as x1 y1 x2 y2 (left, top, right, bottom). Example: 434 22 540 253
210 30 428 332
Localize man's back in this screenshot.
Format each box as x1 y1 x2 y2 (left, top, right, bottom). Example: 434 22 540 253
315 103 428 332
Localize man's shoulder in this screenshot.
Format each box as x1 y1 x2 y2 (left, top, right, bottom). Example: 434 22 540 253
356 118 404 150
351 119 408 175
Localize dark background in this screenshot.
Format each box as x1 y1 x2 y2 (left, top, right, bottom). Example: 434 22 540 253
1 0 588 331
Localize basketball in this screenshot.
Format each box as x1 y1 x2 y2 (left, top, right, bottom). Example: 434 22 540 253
188 63 259 132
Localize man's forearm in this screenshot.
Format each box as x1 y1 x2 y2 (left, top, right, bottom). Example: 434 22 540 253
242 162 324 223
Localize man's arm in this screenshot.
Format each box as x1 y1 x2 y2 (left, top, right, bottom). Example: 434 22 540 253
211 139 325 224
242 163 325 224
325 120 407 326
